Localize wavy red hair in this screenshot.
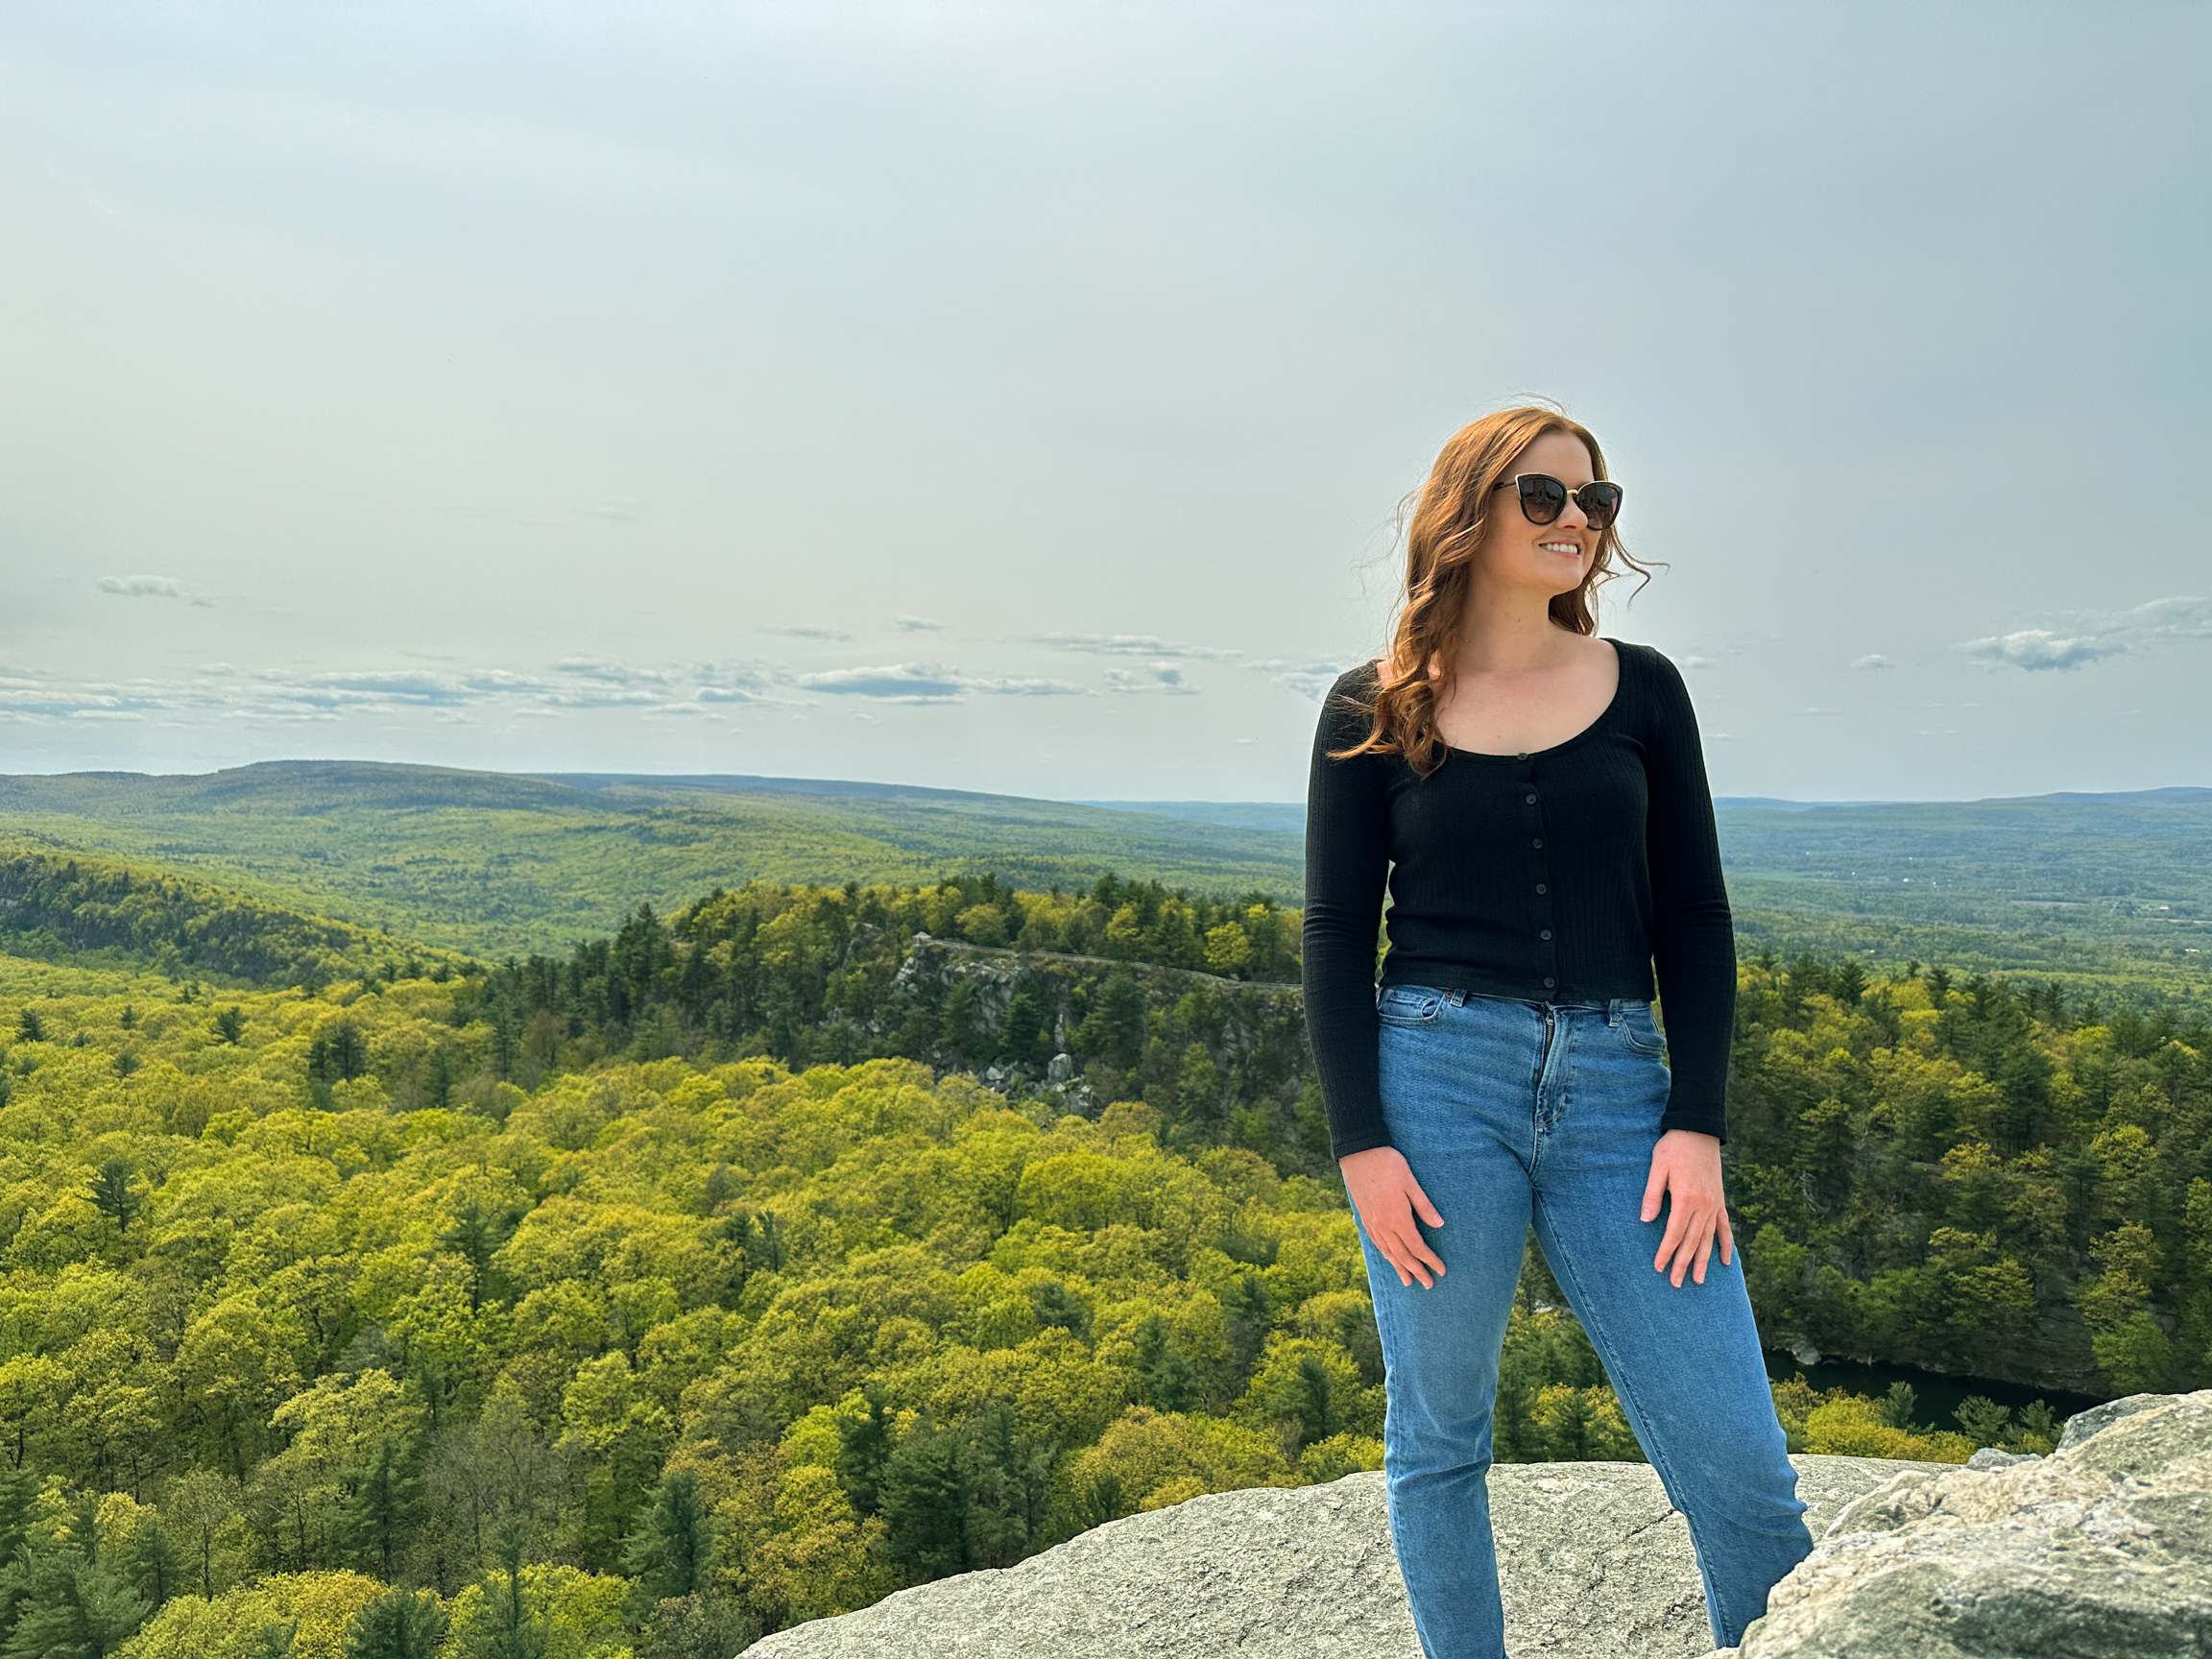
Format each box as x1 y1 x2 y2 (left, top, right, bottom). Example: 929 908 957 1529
1331 404 1652 777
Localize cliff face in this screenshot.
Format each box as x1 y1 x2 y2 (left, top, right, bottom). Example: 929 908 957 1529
740 1390 2212 1659
736 1451 1941 1658
1721 1388 2212 1658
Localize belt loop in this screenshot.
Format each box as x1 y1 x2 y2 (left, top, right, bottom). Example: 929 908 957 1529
1607 998 1623 1025
1450 988 1467 1007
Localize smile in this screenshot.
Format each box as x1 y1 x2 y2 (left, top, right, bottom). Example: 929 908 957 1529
1537 541 1582 557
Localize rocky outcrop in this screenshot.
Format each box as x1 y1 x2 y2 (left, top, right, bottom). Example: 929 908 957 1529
1712 1388 2212 1658
738 1453 1944 1659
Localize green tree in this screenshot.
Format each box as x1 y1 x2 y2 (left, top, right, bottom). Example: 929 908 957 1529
162 1469 241 1599
122 1515 182 1612
2 1507 146 1659
340 1588 446 1659
213 1006 246 1046
86 1161 142 1236
1133 1314 1194 1412
622 1470 711 1605
343 1436 419 1582
878 1430 971 1580
456 1527 547 1659
835 1389 895 1518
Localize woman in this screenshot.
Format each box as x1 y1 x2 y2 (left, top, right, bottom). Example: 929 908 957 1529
1301 405 1813 1657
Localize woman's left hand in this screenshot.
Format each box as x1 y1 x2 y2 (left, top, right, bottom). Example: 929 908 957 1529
1641 1129 1733 1286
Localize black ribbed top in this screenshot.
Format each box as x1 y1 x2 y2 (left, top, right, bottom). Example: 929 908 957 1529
1301 641 1735 1159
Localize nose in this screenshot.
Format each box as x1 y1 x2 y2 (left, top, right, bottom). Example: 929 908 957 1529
1556 498 1590 532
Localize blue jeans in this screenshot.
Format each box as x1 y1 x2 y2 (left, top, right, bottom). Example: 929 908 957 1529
1358 985 1812 1657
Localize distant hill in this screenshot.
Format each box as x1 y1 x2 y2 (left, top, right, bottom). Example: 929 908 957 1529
0 762 1304 958
4 763 2208 997
0 842 455 984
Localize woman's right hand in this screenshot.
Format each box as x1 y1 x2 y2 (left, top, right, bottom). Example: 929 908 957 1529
1340 1145 1447 1288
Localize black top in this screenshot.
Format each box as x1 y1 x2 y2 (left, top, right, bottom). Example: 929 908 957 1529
1301 640 1735 1159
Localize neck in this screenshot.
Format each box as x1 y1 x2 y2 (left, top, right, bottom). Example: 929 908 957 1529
1449 574 1575 675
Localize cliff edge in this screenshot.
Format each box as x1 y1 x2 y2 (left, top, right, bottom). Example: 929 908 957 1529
738 1450 1936 1658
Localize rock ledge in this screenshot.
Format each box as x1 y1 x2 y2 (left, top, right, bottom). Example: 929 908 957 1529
739 1452 1940 1659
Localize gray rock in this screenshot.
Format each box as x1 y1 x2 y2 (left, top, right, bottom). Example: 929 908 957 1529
1963 1445 2042 1470
1714 1388 2212 1659
738 1454 1934 1659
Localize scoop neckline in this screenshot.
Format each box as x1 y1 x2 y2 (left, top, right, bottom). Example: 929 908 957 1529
1371 637 1630 763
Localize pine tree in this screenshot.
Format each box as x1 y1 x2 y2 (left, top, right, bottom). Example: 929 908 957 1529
0 1534 146 1659
343 1436 419 1582
340 1588 446 1659
123 1515 182 1612
460 1527 547 1659
834 1388 894 1517
86 1161 141 1236
621 1470 711 1603
878 1430 971 1580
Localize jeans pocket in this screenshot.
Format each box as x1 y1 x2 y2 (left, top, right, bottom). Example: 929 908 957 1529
1376 984 1446 1027
1620 1005 1668 1057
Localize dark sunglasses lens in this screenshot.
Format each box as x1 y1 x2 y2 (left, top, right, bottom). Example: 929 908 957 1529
1577 482 1623 529
1517 474 1567 524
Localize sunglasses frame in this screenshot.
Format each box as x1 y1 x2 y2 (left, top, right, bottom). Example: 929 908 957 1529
1494 472 1623 531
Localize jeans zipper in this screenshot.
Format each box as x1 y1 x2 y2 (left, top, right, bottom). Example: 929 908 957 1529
1540 1003 1556 1067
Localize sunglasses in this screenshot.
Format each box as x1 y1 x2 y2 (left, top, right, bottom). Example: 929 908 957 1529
1496 473 1623 532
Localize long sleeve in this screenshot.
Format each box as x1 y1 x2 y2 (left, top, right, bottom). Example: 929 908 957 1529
1301 667 1394 1160
1639 650 1736 1141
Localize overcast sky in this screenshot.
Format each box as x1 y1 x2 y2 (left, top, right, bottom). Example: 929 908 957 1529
3 2 2206 803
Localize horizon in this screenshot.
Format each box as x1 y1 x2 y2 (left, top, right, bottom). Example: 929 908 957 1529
5 752 2209 814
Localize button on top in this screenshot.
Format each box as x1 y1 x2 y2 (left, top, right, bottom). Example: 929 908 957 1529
1524 793 1538 805
1543 976 1556 989
1535 883 1548 895
1515 751 1529 761
1540 929 1552 941
1531 837 1544 849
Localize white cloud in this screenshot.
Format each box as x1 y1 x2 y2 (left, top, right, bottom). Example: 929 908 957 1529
895 615 948 632
1956 595 2212 671
1038 632 1241 661
1247 659 1346 700
761 624 854 641
1103 663 1195 695
798 662 1084 702
1850 653 1893 670
98 575 181 598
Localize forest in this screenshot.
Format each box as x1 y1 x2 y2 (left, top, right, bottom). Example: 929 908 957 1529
0 863 2203 1654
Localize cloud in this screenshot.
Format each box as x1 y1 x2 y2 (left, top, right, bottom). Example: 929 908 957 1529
761 624 854 641
1037 632 1241 661
797 662 1084 703
1850 653 1893 670
1682 655 1715 669
1956 595 2212 671
798 663 970 702
1103 663 1195 695
895 615 947 632
1247 659 1346 700
98 575 181 598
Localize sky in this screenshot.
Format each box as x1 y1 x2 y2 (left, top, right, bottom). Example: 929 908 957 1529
2 1 2207 804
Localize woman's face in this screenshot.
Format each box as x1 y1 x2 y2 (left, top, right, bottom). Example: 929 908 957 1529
1474 430 1599 602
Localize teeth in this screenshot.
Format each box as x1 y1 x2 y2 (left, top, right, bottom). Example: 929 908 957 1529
1539 541 1580 554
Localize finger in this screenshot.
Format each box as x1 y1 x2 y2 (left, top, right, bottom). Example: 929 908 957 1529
1639 1162 1667 1225
1393 1228 1442 1287
1391 1242 1432 1290
1690 1221 1715 1285
1653 1205 1691 1274
1406 1178 1445 1230
1719 1207 1735 1265
1673 1214 1717 1286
